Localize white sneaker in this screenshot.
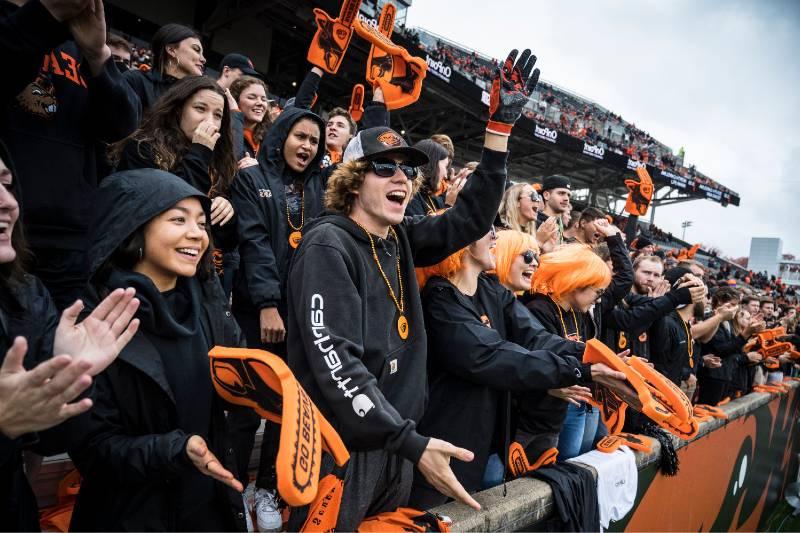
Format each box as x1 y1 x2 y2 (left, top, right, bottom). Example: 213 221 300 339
254 488 283 532
242 493 254 532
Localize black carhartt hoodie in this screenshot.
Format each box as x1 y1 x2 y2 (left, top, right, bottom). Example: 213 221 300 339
286 147 509 464
231 106 326 313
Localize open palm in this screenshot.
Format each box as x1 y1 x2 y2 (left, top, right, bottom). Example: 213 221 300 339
53 288 140 376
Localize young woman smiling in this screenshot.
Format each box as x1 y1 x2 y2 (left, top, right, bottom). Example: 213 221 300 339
69 169 247 531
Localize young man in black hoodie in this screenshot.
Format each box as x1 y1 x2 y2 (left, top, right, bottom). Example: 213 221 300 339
286 49 540 529
0 0 139 309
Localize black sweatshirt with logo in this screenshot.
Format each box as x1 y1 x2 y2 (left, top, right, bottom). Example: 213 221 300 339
286 148 508 464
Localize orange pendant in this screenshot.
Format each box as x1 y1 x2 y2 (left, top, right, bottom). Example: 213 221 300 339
289 230 302 249
397 315 409 340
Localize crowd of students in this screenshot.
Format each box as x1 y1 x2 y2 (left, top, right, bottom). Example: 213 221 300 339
1 1 799 531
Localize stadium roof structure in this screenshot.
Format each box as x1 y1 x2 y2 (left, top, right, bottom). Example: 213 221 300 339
107 0 740 220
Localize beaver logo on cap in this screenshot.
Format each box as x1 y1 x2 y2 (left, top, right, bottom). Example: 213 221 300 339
377 131 402 147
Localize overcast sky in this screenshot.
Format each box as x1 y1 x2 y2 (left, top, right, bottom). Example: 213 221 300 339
405 0 800 259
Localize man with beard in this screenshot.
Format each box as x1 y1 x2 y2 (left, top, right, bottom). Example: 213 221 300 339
536 175 571 244
603 256 701 361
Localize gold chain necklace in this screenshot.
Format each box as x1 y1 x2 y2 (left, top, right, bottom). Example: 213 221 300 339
551 296 581 341
286 190 305 249
679 315 694 367
424 194 438 214
352 220 409 340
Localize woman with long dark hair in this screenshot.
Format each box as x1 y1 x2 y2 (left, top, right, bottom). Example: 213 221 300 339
110 76 238 252
124 23 206 112
229 75 271 161
68 169 247 531
0 142 139 530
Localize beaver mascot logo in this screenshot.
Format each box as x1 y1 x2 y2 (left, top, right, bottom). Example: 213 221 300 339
16 75 58 119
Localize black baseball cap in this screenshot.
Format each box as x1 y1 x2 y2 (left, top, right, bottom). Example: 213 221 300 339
343 126 429 167
219 53 259 76
541 175 571 192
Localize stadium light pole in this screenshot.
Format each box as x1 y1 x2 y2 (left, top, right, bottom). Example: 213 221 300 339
681 220 693 240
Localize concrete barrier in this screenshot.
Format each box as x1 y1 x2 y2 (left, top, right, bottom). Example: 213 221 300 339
430 384 800 531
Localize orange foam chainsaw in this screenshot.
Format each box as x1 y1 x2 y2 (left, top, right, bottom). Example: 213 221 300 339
307 0 362 74
208 347 349 507
624 165 654 216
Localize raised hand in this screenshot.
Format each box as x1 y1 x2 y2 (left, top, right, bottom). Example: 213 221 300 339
53 288 140 376
67 0 111 76
417 438 480 510
487 48 540 136
0 337 93 439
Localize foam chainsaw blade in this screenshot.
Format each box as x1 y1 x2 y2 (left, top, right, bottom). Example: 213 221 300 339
209 346 349 506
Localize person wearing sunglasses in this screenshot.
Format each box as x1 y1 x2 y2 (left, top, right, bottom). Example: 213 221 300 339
408 228 630 508
285 47 542 529
498 183 560 252
518 237 634 461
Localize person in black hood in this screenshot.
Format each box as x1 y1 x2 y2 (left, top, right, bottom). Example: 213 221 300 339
285 47 542 530
408 227 628 509
123 23 205 114
1 0 139 310
0 141 140 531
67 169 248 532
109 75 239 253
405 139 449 217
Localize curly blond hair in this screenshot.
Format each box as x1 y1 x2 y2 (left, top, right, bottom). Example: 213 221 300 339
325 159 423 214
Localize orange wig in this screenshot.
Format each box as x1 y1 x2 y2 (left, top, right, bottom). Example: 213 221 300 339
491 230 539 287
531 244 611 299
416 248 467 289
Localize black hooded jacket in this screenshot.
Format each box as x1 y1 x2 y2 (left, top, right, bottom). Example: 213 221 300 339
123 68 178 115
231 106 326 312
67 169 247 532
409 274 586 508
286 147 508 465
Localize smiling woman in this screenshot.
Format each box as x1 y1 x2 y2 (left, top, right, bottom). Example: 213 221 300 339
69 168 248 531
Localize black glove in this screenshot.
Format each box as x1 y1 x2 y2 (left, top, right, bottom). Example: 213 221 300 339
487 49 540 136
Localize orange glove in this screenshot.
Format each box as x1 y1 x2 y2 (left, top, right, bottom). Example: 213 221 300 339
307 0 362 74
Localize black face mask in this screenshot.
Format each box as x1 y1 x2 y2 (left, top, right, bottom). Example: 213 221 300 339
114 60 130 73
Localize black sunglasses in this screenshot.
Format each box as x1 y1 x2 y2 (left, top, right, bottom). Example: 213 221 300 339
370 160 417 179
521 250 539 265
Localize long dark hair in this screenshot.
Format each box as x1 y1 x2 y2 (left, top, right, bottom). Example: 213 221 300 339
413 139 448 194
0 142 30 289
230 75 271 150
151 23 200 75
109 76 237 196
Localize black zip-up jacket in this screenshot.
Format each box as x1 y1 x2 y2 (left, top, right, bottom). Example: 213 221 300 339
410 274 586 508
649 310 693 385
231 106 326 312
0 0 138 252
699 321 746 383
286 148 508 464
603 289 692 356
68 169 247 531
0 276 59 531
123 68 177 115
115 140 239 252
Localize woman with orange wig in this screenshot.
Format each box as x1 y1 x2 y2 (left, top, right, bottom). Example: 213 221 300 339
408 229 629 509
518 221 634 460
491 230 540 293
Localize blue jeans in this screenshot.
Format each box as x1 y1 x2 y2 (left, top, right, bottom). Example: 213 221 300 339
481 453 505 490
557 402 586 460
